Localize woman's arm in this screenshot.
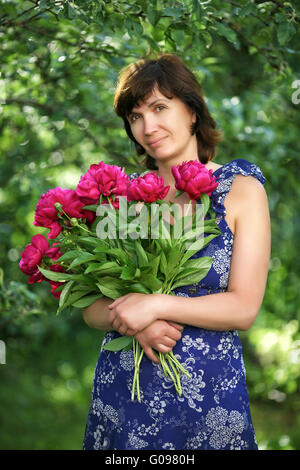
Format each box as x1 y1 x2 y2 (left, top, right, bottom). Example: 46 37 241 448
83 297 114 331
108 175 271 332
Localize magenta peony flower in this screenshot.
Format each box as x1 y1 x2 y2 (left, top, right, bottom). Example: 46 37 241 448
76 161 129 205
33 187 90 239
75 162 105 205
171 160 219 200
127 172 170 203
46 242 62 261
19 234 62 284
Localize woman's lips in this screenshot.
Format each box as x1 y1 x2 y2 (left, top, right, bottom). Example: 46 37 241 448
147 136 167 148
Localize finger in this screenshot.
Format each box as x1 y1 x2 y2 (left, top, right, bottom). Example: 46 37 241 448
108 309 116 325
112 318 121 331
108 294 129 309
144 347 160 364
167 321 184 331
163 325 182 341
168 329 182 341
156 343 172 354
118 325 128 336
126 328 138 336
162 336 176 348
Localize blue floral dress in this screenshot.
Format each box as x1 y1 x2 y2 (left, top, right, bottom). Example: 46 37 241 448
83 158 266 450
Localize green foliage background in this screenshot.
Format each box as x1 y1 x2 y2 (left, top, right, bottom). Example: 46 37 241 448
0 0 299 450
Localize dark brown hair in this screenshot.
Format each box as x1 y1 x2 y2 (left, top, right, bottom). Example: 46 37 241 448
114 53 223 170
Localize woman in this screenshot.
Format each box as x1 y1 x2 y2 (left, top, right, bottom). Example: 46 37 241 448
82 54 271 450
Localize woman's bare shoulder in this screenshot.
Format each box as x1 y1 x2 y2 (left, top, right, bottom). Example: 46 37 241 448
205 161 223 173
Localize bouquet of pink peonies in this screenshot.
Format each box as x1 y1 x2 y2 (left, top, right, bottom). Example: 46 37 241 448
20 159 220 402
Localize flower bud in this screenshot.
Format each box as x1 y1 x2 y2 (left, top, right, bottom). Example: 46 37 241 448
70 218 79 226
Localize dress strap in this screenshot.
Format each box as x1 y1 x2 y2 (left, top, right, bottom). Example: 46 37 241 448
210 158 266 217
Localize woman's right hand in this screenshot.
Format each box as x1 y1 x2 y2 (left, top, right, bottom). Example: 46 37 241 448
134 320 183 363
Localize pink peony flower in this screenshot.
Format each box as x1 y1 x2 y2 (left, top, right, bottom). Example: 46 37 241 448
127 172 170 203
76 161 129 206
19 234 62 284
171 160 219 200
33 187 91 239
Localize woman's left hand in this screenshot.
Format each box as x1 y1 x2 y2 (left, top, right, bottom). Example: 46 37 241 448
108 293 162 335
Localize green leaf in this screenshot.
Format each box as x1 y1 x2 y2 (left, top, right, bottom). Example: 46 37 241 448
85 261 122 275
241 3 257 15
84 262 103 274
171 258 212 289
68 252 98 269
148 254 161 278
166 247 184 273
96 277 124 299
120 264 136 280
125 17 143 38
126 282 151 294
61 288 98 310
277 22 296 45
77 235 101 246
58 280 74 311
165 6 184 21
38 266 81 282
140 273 162 292
92 240 110 252
214 22 237 45
97 247 128 265
103 335 133 351
122 341 134 352
172 267 200 282
199 193 210 218
56 250 83 263
68 3 77 19
181 233 220 264
72 294 102 308
192 0 203 21
134 240 148 267
200 31 212 48
159 250 168 275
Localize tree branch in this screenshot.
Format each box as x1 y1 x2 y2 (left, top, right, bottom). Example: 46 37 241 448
4 96 118 127
219 19 282 71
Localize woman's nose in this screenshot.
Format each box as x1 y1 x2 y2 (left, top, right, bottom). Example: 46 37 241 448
143 114 158 135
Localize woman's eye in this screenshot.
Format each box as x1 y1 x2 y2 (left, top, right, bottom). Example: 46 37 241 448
130 114 139 123
129 106 165 123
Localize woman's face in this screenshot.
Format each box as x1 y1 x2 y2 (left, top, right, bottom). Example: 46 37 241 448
128 87 197 165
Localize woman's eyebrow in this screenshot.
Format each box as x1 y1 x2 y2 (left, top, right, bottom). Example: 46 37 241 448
131 98 169 113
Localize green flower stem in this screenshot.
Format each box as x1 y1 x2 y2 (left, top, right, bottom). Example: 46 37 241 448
130 295 190 403
167 355 182 396
159 354 178 390
167 351 191 378
131 338 138 401
77 223 90 233
136 343 144 402
131 338 144 402
158 352 169 377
